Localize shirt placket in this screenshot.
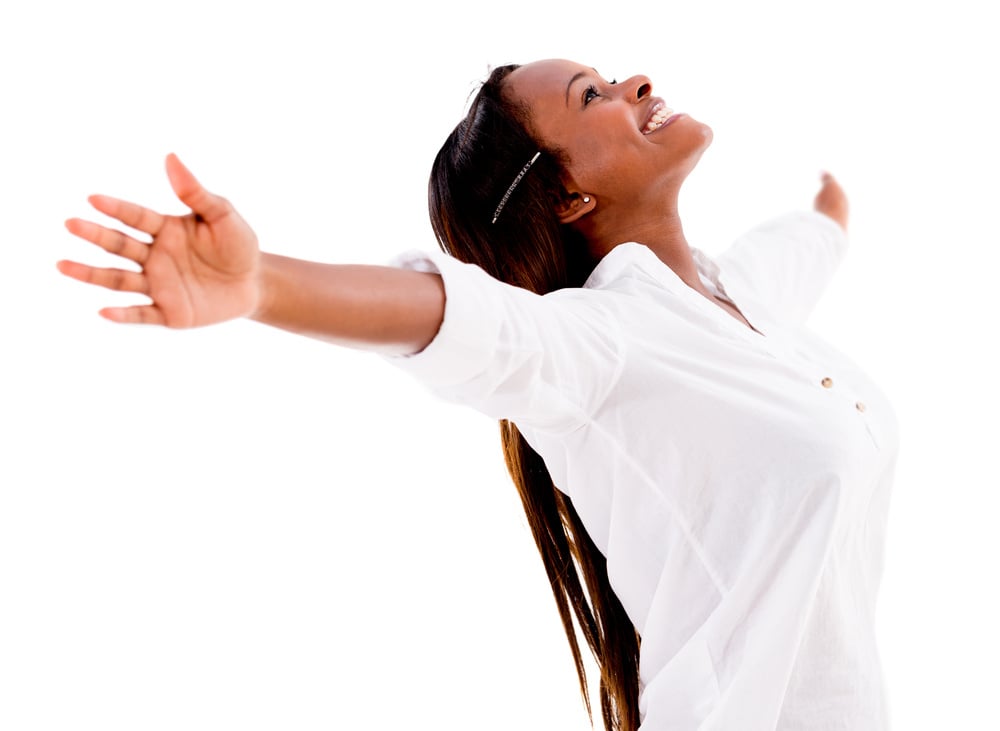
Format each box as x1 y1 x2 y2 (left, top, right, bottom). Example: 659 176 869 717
816 370 881 450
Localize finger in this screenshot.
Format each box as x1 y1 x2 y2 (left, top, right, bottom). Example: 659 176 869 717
65 218 150 265
99 305 166 326
56 259 149 294
87 194 166 236
165 153 231 224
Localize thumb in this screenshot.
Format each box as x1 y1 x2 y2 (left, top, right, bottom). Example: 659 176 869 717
165 153 230 223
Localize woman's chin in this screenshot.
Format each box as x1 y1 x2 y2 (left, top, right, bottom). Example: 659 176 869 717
694 119 714 147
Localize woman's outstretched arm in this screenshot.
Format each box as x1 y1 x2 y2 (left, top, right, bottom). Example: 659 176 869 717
59 154 445 356
253 255 444 355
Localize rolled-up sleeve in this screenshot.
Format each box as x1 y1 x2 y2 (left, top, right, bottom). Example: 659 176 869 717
717 210 848 327
382 249 625 435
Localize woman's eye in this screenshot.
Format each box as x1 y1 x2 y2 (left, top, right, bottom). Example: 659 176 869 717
583 85 600 105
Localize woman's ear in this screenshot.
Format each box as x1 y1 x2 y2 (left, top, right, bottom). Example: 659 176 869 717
555 192 596 224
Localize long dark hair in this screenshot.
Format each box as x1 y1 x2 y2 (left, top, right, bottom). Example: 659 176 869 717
428 65 641 731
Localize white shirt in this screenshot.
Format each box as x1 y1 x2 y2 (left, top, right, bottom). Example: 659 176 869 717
386 210 898 730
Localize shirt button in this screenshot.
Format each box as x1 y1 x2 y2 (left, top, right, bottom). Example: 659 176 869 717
821 377 834 388
856 401 867 412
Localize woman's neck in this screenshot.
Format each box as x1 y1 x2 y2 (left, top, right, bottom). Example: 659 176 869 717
580 200 707 294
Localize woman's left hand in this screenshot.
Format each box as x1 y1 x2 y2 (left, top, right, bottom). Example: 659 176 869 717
814 172 848 232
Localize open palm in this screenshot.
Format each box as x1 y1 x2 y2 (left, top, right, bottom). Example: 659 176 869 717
59 154 261 327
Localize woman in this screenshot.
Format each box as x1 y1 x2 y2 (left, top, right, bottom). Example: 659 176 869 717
59 59 897 730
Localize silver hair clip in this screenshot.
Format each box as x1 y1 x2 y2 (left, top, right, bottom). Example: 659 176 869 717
491 151 541 224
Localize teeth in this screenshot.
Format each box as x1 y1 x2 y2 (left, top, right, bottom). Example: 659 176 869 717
643 105 675 134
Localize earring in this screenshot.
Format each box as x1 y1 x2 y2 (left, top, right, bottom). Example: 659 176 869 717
583 196 591 204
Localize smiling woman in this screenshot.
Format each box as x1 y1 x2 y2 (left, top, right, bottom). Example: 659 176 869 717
59 58 890 731
502 60 717 260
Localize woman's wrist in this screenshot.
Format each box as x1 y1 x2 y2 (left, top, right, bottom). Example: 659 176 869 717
249 252 281 325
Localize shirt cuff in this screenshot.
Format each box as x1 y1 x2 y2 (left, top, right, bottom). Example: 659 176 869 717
382 249 505 390
802 209 850 262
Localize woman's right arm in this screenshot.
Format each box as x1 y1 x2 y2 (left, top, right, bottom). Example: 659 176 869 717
59 154 445 356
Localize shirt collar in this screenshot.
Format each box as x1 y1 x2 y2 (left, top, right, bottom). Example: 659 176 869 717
582 241 769 339
583 242 723 293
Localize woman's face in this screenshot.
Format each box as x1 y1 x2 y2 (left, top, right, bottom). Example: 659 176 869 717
504 59 713 212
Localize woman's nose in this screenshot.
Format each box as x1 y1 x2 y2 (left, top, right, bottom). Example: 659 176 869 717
625 75 653 102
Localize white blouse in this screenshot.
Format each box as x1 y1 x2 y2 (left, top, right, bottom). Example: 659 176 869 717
385 210 898 730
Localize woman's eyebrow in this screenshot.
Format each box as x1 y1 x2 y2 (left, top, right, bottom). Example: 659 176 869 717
565 68 601 107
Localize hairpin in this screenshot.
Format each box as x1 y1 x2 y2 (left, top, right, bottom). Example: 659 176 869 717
491 151 541 224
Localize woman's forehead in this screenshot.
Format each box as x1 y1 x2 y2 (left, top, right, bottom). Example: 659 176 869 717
506 59 598 113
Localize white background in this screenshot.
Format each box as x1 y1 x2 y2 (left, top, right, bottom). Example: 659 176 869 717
1 1 997 729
